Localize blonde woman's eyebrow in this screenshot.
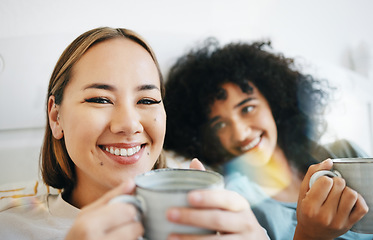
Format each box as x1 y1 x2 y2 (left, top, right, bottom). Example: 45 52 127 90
136 84 160 92
82 83 159 92
83 83 116 91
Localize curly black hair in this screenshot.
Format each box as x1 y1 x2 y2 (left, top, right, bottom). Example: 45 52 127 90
164 38 331 174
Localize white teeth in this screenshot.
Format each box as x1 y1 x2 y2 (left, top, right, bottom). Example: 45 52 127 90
120 148 127 156
241 136 261 152
104 145 141 157
127 148 133 156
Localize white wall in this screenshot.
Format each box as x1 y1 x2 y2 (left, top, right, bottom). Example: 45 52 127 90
1 0 373 184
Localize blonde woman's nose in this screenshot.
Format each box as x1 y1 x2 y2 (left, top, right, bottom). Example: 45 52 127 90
110 104 144 135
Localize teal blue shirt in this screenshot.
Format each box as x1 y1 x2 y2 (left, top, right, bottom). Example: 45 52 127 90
226 173 373 240
224 140 373 240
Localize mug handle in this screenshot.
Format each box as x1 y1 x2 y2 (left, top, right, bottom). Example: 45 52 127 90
309 170 342 189
109 195 144 219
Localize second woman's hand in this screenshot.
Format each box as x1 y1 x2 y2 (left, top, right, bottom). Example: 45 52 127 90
294 159 368 240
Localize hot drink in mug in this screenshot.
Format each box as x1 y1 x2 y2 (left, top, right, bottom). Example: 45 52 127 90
110 168 224 240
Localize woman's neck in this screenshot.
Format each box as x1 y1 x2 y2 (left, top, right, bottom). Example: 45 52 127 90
254 146 302 202
64 176 108 209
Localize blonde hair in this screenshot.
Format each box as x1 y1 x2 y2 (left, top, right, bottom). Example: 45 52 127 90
40 27 165 191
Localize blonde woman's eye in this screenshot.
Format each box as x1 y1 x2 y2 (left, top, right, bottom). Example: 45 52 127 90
137 98 162 105
84 97 112 104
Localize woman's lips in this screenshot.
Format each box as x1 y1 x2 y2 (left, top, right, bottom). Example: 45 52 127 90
240 136 261 152
104 145 141 157
100 144 145 165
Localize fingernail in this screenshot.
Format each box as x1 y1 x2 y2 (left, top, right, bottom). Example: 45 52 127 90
189 192 202 203
320 158 331 165
168 208 180 221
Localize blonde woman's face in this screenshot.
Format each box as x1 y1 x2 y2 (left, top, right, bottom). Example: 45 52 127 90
54 38 166 192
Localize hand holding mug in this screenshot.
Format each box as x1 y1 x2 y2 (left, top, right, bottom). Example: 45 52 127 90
110 168 224 239
65 180 143 240
109 158 269 240
164 159 268 239
294 159 369 240
64 159 206 240
166 187 269 239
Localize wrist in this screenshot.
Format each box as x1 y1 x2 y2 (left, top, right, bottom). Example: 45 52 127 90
293 226 332 240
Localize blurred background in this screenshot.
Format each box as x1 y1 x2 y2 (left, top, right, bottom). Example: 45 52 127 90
1 0 372 184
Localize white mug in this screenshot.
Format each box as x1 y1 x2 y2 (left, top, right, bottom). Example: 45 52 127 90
110 168 224 240
309 158 373 234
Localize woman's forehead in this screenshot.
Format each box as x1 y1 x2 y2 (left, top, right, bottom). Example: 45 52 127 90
70 38 159 83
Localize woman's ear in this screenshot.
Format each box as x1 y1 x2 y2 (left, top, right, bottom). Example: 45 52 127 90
48 96 64 139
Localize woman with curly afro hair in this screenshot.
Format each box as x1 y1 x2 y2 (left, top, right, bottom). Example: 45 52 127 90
164 38 371 240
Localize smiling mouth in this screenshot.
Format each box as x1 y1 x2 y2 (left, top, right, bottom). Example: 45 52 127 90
103 145 143 157
240 136 261 152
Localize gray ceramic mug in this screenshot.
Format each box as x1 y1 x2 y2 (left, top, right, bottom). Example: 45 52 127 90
109 168 224 240
309 158 373 234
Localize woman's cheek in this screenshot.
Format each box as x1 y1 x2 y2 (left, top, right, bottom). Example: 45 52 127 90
149 109 166 140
